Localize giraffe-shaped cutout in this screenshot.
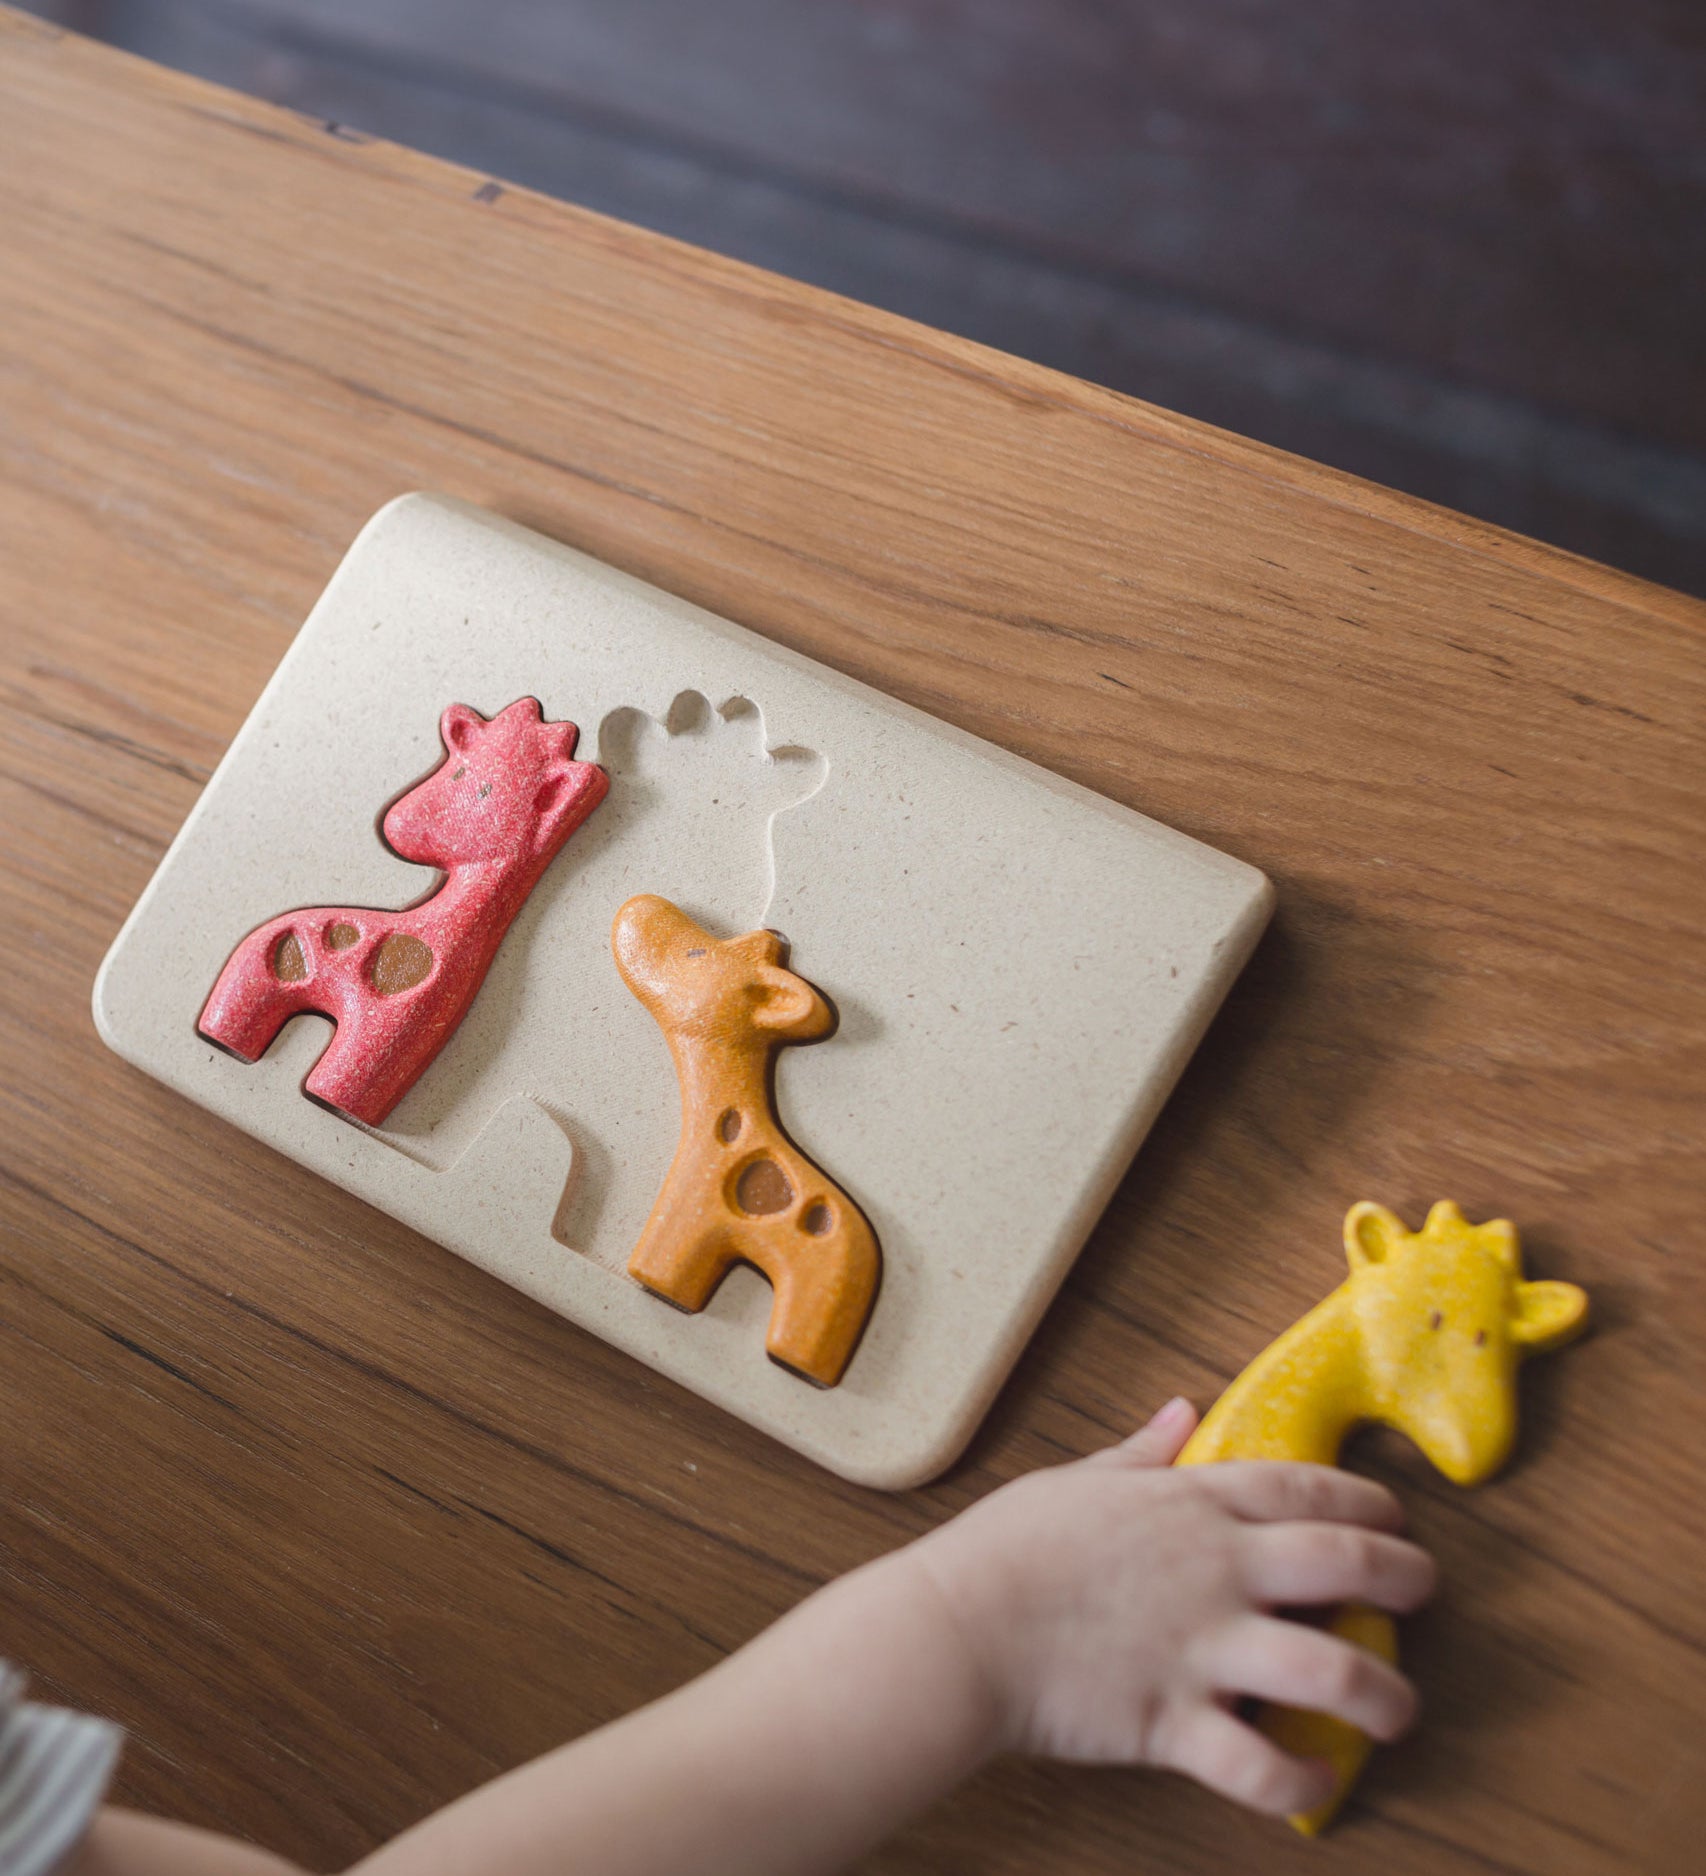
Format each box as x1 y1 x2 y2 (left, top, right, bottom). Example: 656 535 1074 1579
593 691 826 933
612 893 881 1386
1177 1200 1588 1833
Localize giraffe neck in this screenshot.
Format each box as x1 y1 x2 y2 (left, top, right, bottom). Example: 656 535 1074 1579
1179 1284 1370 1467
669 1034 776 1141
417 853 541 944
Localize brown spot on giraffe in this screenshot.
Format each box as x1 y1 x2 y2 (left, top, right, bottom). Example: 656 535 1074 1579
370 932 433 995
273 933 307 982
735 1158 794 1215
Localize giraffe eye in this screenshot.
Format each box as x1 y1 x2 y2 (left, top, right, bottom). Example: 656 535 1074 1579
1428 1310 1443 1331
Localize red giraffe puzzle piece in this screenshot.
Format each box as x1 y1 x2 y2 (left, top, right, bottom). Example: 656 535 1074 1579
198 697 609 1126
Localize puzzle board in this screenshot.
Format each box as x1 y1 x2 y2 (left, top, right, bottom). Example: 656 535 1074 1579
94 495 1272 1487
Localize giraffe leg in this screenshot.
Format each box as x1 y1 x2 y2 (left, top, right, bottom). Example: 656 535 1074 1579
302 1003 439 1127
1256 1603 1399 1836
198 926 309 1062
628 1211 739 1314
762 1211 882 1387
303 1025 391 1127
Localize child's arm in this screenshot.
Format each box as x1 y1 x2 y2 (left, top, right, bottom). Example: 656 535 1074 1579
351 1527 995 1876
348 1397 1432 1875
66 1398 1434 1876
66 1810 306 1875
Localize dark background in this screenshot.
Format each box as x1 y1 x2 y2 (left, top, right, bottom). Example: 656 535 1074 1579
23 0 1706 597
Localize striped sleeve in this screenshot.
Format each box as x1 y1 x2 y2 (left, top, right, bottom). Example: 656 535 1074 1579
0 1661 123 1876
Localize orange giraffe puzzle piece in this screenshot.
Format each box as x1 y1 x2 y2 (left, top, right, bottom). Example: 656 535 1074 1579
1177 1200 1589 1833
612 894 881 1387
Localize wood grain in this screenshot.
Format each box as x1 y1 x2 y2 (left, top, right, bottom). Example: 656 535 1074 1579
111 0 1706 442
1 10 1702 1872
27 0 1706 595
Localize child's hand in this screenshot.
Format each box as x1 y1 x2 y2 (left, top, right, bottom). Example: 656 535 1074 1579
902 1397 1436 1818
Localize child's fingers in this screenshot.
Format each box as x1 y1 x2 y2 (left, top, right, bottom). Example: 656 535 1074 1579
1154 1704 1338 1817
1087 1396 1199 1468
1240 1522 1437 1613
1194 1461 1405 1533
1202 1613 1420 1742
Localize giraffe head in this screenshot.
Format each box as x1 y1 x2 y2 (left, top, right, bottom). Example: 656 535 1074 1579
383 698 609 869
612 895 833 1046
1342 1200 1588 1486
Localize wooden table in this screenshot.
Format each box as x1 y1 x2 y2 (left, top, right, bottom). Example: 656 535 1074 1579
3 11 1700 1871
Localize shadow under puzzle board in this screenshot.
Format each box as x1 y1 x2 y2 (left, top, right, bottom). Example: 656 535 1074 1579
93 493 1272 1487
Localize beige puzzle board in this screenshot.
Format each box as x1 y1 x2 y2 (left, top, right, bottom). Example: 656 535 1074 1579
94 494 1272 1488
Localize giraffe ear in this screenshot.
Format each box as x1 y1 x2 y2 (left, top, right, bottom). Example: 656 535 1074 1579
1509 1280 1589 1350
750 965 830 1035
442 704 485 753
533 765 590 821
1345 1202 1407 1269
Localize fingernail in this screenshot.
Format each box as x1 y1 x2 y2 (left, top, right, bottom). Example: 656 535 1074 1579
1149 1395 1192 1433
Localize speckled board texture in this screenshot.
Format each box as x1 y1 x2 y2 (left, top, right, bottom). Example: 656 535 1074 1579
94 494 1272 1486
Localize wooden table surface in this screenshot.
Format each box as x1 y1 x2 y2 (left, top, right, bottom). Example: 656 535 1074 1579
3 10 1701 1872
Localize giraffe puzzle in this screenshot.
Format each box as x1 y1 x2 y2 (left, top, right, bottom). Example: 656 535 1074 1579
612 893 882 1386
1177 1199 1589 1833
198 698 609 1126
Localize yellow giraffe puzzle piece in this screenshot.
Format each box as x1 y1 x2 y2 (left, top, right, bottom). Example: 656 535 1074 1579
1176 1200 1588 1834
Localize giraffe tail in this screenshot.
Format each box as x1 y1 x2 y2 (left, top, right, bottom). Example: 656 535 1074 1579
1257 1602 1398 1836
